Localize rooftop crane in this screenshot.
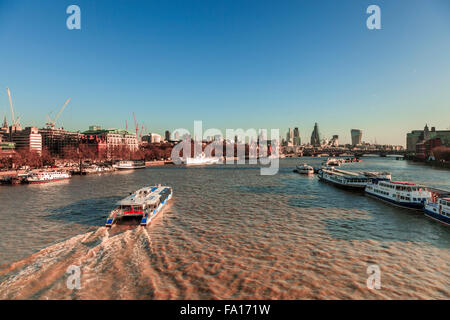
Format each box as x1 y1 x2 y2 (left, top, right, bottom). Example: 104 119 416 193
46 97 71 129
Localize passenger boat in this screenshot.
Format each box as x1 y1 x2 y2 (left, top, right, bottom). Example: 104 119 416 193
296 163 314 175
318 168 370 190
25 171 71 184
105 185 172 227
113 160 146 170
182 153 220 166
424 196 450 226
365 180 432 210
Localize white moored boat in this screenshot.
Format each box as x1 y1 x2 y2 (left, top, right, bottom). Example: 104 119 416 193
105 185 173 227
25 171 71 184
296 163 314 175
113 160 146 170
424 195 450 226
365 180 432 210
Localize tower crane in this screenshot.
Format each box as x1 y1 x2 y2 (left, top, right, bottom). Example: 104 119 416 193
132 112 139 140
6 87 20 128
46 98 71 129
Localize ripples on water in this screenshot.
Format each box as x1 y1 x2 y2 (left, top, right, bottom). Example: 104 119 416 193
0 158 449 299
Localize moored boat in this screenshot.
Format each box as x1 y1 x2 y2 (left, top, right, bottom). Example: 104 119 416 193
365 180 432 210
318 168 370 190
113 160 146 170
25 171 71 184
296 163 314 175
105 185 173 227
424 195 450 226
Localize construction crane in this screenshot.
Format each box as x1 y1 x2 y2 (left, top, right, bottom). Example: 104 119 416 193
6 87 20 128
46 97 71 129
139 123 145 141
132 112 139 140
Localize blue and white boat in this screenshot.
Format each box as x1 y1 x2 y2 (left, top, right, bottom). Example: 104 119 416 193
424 196 450 226
105 185 172 227
365 180 431 210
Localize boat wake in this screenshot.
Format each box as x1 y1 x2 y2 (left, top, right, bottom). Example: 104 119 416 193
0 225 169 299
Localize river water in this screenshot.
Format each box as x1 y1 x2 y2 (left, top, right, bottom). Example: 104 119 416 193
0 157 449 299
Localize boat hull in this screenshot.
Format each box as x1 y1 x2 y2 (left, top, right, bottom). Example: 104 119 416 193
318 175 366 191
365 191 425 210
26 177 71 184
424 208 450 226
114 166 146 170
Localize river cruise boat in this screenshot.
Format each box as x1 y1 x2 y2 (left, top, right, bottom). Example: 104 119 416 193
182 153 220 166
318 169 370 190
105 185 173 227
25 171 71 184
296 163 314 175
365 180 432 210
424 196 450 226
113 160 146 170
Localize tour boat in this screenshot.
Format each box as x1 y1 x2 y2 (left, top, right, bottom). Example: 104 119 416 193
25 171 71 184
105 185 173 227
113 160 146 170
424 196 450 226
182 153 220 166
365 180 432 210
318 168 370 190
296 163 314 175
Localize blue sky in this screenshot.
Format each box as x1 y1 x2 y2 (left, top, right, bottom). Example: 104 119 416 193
0 0 449 145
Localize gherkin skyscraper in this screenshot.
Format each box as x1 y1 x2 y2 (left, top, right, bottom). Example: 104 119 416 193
310 123 321 147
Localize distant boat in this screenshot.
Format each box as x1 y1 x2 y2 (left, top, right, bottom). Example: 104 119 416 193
296 163 314 175
113 160 146 170
182 153 220 166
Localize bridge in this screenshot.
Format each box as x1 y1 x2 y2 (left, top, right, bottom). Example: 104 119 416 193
299 148 408 158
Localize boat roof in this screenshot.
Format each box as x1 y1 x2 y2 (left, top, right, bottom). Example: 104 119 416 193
322 169 366 178
116 186 171 206
391 181 416 185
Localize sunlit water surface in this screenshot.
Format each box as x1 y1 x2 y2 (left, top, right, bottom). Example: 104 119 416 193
0 158 449 299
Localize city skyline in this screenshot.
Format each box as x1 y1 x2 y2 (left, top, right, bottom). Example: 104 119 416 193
1 0 450 146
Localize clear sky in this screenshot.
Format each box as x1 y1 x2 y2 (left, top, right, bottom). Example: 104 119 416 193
0 0 449 145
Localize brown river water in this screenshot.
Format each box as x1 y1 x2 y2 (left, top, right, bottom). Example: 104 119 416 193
0 158 449 299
